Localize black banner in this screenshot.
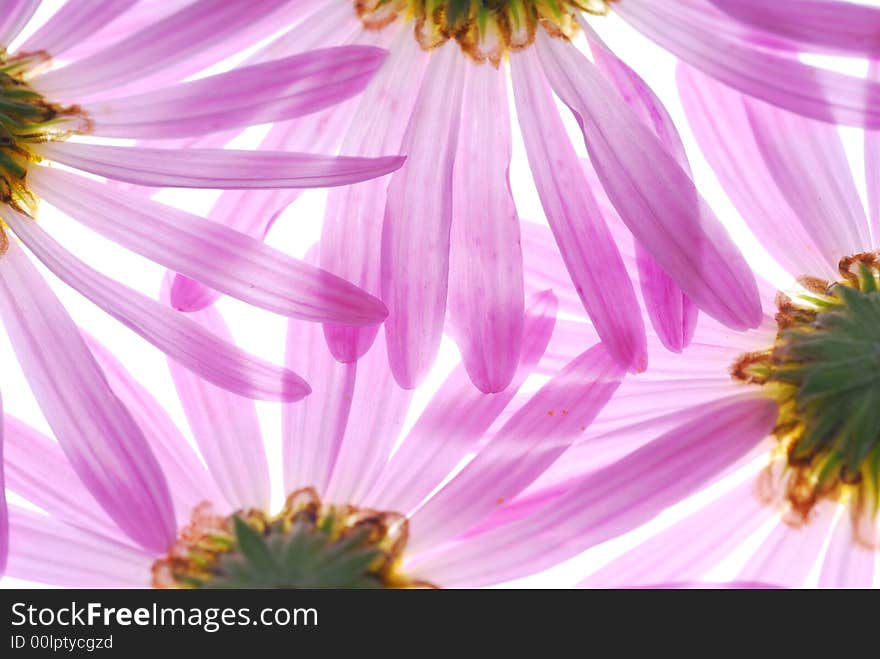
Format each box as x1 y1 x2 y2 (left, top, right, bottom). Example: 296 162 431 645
0 587 861 654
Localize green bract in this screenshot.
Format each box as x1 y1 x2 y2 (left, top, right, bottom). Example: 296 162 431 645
153 489 424 589
734 255 880 518
0 50 82 215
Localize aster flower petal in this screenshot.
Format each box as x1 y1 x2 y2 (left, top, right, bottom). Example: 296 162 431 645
0 397 6 576
160 279 271 512
868 63 880 246
37 142 404 190
409 343 624 555
579 477 773 587
28 168 388 326
85 336 222 519
83 46 388 139
33 0 296 100
818 515 877 588
6 507 151 587
18 0 137 57
4 416 124 542
533 31 762 332
448 61 525 393
511 48 647 372
707 0 880 57
0 0 38 46
0 239 175 553
616 0 880 128
365 290 558 513
741 98 872 263
582 20 698 353
411 396 777 587
324 327 413 504
381 41 465 388
3 210 309 403
676 64 837 279
283 314 357 498
55 0 191 62
321 32 428 363
736 503 837 588
172 98 362 313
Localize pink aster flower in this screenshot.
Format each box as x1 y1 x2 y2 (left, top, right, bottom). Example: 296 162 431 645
423 65 880 588
0 267 628 587
167 1 880 395
0 1 407 561
1 0 406 399
163 0 775 395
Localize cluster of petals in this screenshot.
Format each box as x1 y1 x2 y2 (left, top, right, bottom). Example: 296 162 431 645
1 0 880 588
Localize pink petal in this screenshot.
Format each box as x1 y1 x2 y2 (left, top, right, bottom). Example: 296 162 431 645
616 0 880 128
409 343 624 555
321 32 429 363
707 0 880 57
4 209 309 402
84 335 223 520
0 0 38 46
737 504 837 587
57 0 191 62
511 48 647 372
6 507 152 587
37 142 403 190
172 93 362 312
3 415 124 542
676 64 836 279
381 41 465 388
324 327 413 504
410 396 777 587
448 60 524 393
18 0 137 57
534 32 762 331
34 0 296 100
818 515 877 588
365 290 558 513
283 318 357 497
580 477 773 587
0 239 175 553
868 63 880 246
160 277 271 512
742 97 872 261
29 167 388 326
583 20 698 353
0 399 6 575
84 46 388 139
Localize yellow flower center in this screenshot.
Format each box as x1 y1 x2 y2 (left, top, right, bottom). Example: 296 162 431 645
354 0 616 64
152 488 433 589
732 253 880 535
0 49 86 249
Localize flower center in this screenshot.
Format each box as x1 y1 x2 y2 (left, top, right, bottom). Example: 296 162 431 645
0 49 85 245
152 488 431 589
354 0 616 64
732 253 880 525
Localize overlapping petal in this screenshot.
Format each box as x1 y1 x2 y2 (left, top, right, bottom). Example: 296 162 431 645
83 46 388 139
533 31 761 332
4 209 310 403
37 142 404 190
0 239 175 553
381 41 465 388
28 168 388 326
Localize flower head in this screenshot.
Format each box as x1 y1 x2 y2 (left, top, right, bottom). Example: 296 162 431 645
0 0 405 565
1 273 629 588
446 61 880 589
174 1 880 396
